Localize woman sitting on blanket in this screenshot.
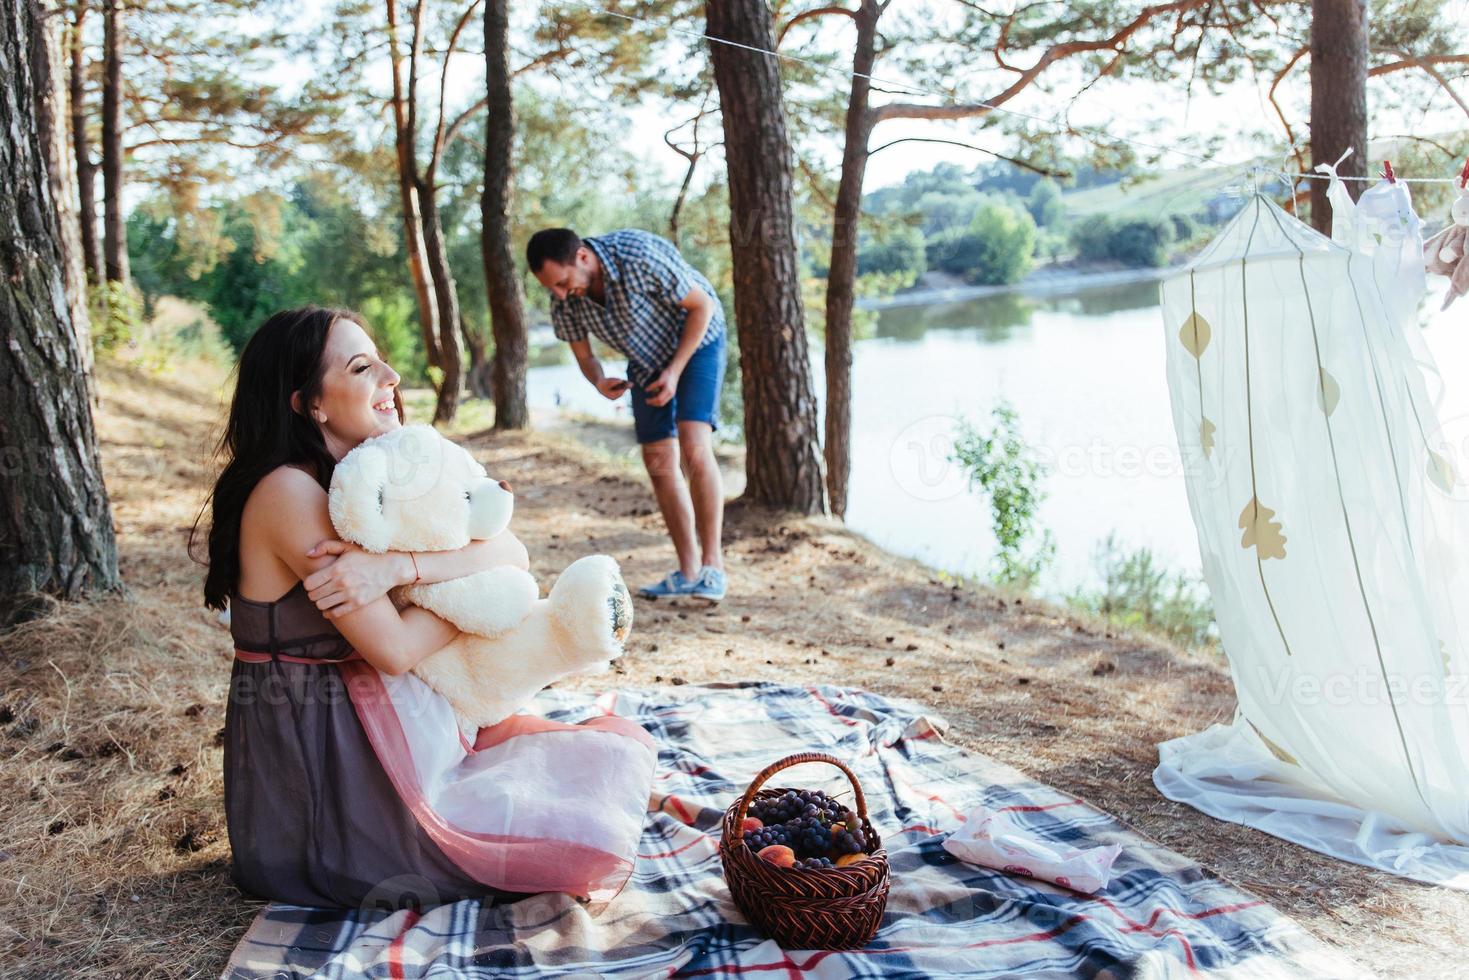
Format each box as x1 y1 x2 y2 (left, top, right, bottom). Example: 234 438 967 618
196 307 655 910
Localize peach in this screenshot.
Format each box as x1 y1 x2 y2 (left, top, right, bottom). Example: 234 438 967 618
834 853 870 868
757 845 796 868
740 817 764 834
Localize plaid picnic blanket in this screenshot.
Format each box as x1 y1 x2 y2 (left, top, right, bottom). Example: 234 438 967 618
223 683 1364 979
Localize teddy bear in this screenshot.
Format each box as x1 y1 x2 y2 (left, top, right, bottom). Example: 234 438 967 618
327 424 633 738
1425 176 1469 310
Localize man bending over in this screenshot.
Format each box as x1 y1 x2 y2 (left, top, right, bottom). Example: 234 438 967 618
527 227 727 602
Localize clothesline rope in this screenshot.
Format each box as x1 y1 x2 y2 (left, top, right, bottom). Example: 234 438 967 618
567 1 1469 186
1271 169 1464 185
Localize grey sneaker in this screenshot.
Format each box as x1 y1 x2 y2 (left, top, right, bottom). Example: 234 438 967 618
638 569 694 599
688 565 726 602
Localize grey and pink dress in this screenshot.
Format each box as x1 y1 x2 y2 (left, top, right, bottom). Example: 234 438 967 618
223 581 656 909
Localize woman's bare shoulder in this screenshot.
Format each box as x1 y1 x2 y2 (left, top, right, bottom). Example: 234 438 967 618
239 465 332 598
245 464 326 519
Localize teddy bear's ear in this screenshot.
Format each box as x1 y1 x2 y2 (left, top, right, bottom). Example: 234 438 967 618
328 443 394 553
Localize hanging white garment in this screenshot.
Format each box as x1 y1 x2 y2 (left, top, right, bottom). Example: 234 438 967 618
1153 182 1469 887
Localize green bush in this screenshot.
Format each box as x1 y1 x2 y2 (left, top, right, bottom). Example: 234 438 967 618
925 226 977 276
1070 214 1174 268
1068 533 1216 648
857 225 926 278
1026 178 1064 227
90 280 145 356
925 199 1036 286
950 403 1054 588
357 294 426 384
1169 212 1197 244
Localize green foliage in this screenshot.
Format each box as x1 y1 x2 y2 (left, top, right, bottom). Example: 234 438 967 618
356 294 424 383
950 404 1054 588
857 225 926 278
1070 214 1175 268
90 281 145 356
1069 533 1216 649
124 297 234 372
125 173 425 372
117 2 350 206
1168 212 1197 243
1026 178 1065 227
925 199 1036 286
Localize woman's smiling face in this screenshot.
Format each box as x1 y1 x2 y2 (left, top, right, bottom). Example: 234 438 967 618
305 317 402 459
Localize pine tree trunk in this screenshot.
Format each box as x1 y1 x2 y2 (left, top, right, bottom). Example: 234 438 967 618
68 7 101 287
823 0 879 521
34 0 94 391
1309 0 1368 231
463 316 494 400
418 183 463 423
100 0 128 285
397 175 441 372
1 0 120 624
707 0 825 514
482 0 529 430
386 0 442 374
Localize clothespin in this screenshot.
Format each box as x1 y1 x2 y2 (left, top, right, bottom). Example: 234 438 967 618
1382 160 1397 184
1458 156 1469 191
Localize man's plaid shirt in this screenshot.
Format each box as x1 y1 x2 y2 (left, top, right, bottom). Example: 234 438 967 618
549 229 726 386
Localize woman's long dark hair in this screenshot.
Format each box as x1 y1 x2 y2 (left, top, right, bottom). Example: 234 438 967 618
192 306 366 610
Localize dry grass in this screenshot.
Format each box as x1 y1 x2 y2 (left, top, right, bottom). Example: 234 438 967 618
2 354 1463 976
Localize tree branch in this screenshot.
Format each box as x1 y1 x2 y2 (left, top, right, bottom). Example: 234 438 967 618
795 154 838 210
441 95 489 156
511 44 573 78
1369 53 1469 77
127 135 276 151
1371 52 1469 117
777 5 856 47
876 0 1213 124
430 0 485 173
867 136 1070 177
1267 44 1308 175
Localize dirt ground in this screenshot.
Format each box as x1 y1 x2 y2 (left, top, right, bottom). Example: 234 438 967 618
2 357 1463 977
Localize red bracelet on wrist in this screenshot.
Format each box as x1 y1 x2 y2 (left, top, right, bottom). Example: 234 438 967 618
409 552 421 584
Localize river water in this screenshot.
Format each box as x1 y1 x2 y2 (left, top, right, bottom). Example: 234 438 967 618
526 279 1469 594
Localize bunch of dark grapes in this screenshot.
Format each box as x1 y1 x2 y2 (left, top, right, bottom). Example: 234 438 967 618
791 815 832 857
831 824 867 856
749 790 804 826
745 787 867 866
742 822 792 851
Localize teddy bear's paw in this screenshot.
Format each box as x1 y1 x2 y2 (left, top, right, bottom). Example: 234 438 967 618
608 579 633 644
549 555 633 663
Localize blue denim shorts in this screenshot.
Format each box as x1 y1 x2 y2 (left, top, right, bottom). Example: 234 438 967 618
629 334 727 444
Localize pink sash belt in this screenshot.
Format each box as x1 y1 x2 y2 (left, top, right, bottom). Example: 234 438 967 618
233 647 363 665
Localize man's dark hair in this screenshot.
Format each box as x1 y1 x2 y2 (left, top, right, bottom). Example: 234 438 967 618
526 228 582 272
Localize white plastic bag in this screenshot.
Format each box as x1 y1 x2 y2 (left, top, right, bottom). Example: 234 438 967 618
942 804 1122 894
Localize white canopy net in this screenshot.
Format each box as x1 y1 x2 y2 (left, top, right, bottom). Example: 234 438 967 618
1153 177 1469 885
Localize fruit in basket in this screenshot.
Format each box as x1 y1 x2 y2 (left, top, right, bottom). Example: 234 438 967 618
830 824 866 855
793 815 832 855
751 788 850 829
738 784 876 867
743 822 792 851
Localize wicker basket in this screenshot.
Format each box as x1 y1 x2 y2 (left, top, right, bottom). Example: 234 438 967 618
719 752 890 949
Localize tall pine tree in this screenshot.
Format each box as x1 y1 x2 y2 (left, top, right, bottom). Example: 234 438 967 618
1 0 120 624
